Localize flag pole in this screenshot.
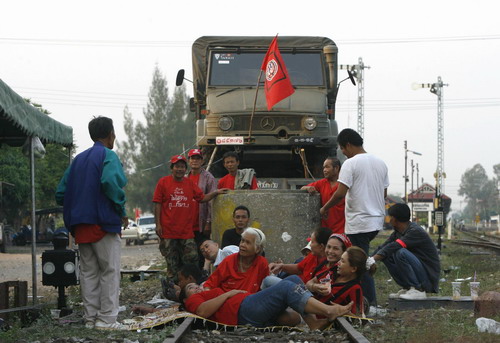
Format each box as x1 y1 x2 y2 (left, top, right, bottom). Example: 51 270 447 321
248 70 263 140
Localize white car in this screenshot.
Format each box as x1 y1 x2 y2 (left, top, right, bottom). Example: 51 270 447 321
121 220 140 245
136 215 158 244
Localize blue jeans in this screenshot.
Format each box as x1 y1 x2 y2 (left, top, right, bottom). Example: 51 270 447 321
347 231 379 304
260 275 282 289
238 275 311 327
382 248 432 292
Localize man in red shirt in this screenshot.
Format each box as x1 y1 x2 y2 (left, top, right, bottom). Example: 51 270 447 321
217 151 258 190
302 157 345 234
153 155 227 282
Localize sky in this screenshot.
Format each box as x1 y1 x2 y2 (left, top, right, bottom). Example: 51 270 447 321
1 0 499 213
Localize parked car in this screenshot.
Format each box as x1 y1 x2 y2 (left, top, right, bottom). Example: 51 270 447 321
136 215 158 244
121 220 139 245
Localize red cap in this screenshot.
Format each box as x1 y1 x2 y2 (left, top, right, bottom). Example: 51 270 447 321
170 155 187 164
188 149 202 158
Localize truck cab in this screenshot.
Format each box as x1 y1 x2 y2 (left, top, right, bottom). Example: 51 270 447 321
184 36 340 181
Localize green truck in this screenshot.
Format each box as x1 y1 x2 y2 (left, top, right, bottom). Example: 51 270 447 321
178 36 345 186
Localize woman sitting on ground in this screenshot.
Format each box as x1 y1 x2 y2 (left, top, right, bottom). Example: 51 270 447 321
202 228 268 294
267 227 331 286
180 275 353 328
306 233 352 296
318 246 376 315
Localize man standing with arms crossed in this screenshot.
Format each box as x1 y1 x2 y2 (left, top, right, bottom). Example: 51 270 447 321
320 128 389 307
56 116 128 330
187 149 217 268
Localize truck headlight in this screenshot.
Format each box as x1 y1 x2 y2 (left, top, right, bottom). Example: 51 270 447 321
303 117 317 130
218 117 233 131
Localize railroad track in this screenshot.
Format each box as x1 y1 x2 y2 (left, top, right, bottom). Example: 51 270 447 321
452 228 500 253
163 315 370 343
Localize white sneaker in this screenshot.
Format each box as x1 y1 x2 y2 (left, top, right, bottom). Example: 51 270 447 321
400 287 427 300
389 289 408 299
94 320 128 330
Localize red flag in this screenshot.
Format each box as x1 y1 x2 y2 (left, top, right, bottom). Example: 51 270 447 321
260 36 295 110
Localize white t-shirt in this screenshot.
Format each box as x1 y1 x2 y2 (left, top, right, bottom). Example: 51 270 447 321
338 153 389 234
214 245 239 266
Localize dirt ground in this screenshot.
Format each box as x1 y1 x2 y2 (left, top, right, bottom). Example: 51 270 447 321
0 240 162 297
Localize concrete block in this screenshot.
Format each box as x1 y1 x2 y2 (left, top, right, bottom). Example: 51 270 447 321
212 190 321 263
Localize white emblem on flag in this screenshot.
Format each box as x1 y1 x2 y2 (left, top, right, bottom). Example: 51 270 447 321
215 54 220 60
265 59 279 82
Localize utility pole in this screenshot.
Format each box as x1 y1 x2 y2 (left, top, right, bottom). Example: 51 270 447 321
339 57 370 138
403 141 422 203
413 76 449 251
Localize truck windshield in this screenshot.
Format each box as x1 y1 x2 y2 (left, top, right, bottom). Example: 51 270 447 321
209 52 324 87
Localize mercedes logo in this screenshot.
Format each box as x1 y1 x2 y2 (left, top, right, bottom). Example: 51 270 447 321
260 117 275 130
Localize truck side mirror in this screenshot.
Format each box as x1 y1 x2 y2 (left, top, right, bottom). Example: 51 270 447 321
176 69 185 86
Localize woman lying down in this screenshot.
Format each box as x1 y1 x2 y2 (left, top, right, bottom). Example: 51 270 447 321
179 275 352 329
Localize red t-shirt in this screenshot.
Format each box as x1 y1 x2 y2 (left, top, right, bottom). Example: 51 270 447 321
184 288 250 325
326 280 363 315
297 254 326 283
203 253 269 293
74 224 106 244
188 173 201 231
152 175 204 239
307 178 345 233
218 174 258 190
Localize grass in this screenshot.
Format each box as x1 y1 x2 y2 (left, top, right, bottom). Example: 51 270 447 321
1 230 499 342
359 229 500 343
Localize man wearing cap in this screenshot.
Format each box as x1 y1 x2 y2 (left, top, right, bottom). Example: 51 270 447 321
153 155 228 282
187 149 217 268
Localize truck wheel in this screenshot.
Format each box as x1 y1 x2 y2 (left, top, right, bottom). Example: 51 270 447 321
125 239 132 246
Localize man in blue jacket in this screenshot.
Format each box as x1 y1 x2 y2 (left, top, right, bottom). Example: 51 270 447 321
56 116 128 330
372 203 440 300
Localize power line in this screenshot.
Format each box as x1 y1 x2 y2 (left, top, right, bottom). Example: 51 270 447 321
1 34 499 47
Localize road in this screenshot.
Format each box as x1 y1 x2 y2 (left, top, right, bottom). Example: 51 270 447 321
0 240 162 296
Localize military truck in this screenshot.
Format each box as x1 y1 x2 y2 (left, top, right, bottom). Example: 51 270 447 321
178 36 346 186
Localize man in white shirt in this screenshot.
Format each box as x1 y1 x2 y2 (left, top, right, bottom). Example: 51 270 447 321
320 128 389 305
199 239 239 271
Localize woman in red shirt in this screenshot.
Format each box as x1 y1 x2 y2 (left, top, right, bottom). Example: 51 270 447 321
321 246 376 315
182 274 353 328
306 233 352 295
267 227 331 287
203 228 268 294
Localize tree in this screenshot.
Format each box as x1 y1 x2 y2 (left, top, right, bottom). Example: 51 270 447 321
0 101 72 226
458 163 499 221
116 66 195 215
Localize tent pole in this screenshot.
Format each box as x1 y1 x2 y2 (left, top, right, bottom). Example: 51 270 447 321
30 136 37 306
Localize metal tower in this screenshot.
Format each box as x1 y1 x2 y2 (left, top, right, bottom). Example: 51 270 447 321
339 58 370 138
413 76 448 196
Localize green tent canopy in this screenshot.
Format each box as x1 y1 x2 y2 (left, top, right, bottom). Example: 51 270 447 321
0 78 73 147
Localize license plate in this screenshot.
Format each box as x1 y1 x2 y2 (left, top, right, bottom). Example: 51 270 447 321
216 136 244 145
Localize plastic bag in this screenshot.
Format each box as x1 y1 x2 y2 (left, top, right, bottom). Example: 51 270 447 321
22 136 46 158
476 317 500 335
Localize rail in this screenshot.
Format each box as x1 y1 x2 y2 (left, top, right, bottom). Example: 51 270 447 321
163 316 371 343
